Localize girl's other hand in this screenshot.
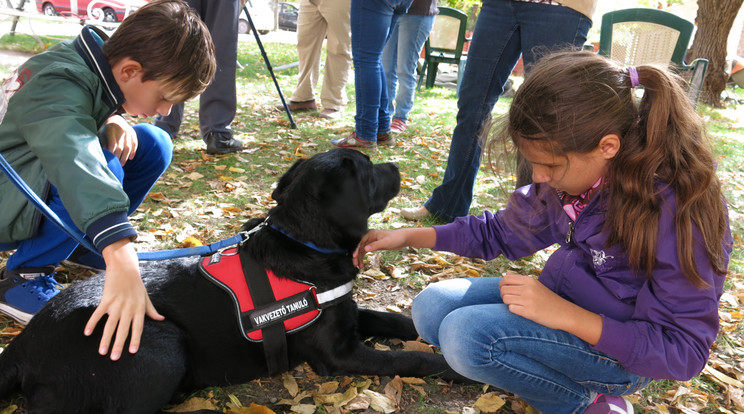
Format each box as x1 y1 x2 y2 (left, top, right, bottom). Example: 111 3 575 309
499 272 602 345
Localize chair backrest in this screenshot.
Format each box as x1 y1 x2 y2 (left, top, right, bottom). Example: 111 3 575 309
598 8 693 68
427 6 468 60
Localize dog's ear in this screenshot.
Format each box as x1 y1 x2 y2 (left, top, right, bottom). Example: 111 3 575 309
272 158 307 204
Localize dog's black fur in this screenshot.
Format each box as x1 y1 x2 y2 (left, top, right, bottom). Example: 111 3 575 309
0 149 464 414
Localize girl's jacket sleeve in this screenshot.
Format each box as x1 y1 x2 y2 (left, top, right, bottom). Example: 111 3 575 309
592 188 731 380
433 184 568 260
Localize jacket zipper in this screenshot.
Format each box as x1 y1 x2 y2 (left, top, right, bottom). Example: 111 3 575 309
566 221 574 244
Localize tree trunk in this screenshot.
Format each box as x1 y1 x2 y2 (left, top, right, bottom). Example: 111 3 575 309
688 0 743 107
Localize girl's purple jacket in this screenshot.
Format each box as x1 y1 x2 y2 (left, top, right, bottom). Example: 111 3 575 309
433 182 732 381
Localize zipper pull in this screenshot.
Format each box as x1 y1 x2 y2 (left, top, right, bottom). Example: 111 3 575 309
566 221 574 243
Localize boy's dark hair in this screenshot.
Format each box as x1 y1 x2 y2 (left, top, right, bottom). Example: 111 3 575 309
488 50 729 288
102 0 216 103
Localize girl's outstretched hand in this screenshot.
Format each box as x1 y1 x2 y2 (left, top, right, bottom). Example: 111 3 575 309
353 229 403 268
353 228 437 268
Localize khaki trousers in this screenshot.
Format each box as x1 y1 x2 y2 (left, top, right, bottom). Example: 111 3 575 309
290 0 351 110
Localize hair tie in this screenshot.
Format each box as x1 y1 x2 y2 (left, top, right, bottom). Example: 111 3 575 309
627 66 640 88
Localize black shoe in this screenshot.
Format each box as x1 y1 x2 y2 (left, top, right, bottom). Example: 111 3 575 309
204 132 244 155
62 245 105 272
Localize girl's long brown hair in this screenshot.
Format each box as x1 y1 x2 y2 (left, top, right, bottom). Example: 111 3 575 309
489 51 729 287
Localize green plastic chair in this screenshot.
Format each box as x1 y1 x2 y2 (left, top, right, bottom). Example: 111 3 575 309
416 6 469 92
598 7 708 106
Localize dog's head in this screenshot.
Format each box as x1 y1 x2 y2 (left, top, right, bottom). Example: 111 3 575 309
266 148 400 251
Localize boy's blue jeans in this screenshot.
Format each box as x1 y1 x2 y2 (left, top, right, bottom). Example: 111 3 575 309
412 277 650 413
424 0 592 222
350 0 412 141
6 124 172 270
381 13 435 122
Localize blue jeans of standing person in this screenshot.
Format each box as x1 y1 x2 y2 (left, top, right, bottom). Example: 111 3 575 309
5 124 173 270
424 0 592 222
412 278 651 413
381 13 435 122
350 0 412 141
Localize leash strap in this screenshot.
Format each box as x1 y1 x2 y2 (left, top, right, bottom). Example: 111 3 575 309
0 152 99 253
239 249 289 376
137 233 246 261
1 151 246 260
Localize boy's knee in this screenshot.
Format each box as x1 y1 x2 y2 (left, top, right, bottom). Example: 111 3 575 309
133 124 173 167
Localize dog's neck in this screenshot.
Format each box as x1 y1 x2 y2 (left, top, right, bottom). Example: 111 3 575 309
267 222 347 255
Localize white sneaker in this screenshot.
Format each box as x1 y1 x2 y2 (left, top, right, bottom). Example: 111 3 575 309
400 206 430 221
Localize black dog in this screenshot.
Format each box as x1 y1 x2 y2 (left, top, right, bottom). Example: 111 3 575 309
0 149 463 414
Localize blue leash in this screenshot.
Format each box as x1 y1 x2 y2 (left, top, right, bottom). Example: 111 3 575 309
0 151 244 260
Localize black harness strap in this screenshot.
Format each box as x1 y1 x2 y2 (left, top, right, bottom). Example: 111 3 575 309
239 250 289 376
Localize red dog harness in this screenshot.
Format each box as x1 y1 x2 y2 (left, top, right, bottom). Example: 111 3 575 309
198 247 353 342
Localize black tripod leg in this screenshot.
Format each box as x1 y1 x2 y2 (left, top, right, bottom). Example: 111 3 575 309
244 5 297 128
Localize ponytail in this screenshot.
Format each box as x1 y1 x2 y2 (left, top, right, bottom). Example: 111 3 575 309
606 65 729 287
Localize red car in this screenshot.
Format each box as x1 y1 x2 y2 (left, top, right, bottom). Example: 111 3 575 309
36 0 148 23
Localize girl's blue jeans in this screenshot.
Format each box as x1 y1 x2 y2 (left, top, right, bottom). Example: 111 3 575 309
6 124 172 270
381 13 435 122
424 0 592 222
350 0 412 141
412 277 650 413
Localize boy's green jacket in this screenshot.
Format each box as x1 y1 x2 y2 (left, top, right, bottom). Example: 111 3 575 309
0 26 136 250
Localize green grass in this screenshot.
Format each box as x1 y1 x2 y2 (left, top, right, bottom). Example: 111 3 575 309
0 32 66 54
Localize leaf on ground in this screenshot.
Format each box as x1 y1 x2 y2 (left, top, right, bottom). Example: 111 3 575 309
0 405 17 414
148 192 167 202
186 172 204 180
227 392 242 409
362 389 397 413
383 376 403 404
474 392 506 413
703 365 744 388
344 394 371 411
164 396 219 412
403 340 434 353
313 384 357 407
179 236 203 247
317 381 339 394
282 372 299 397
226 403 276 414
289 404 315 414
670 385 709 411
363 269 388 280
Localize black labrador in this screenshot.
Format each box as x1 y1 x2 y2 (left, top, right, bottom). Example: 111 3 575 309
0 148 464 414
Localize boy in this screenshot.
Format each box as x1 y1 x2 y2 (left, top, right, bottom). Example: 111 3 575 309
0 0 216 361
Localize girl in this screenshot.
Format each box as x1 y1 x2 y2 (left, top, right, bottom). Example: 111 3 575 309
353 51 732 413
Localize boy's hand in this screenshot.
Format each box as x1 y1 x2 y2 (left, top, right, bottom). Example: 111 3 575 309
84 239 164 361
104 115 138 166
